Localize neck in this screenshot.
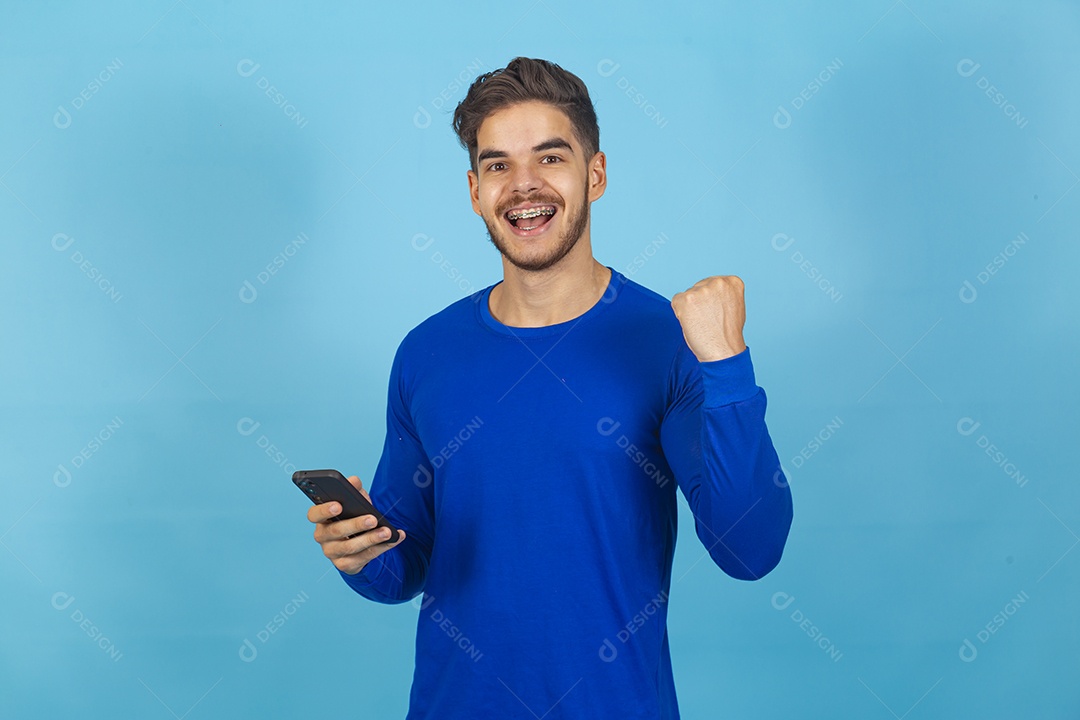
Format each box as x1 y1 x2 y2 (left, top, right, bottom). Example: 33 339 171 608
489 245 611 328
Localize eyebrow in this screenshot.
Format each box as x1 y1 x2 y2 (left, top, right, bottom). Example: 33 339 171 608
477 137 575 165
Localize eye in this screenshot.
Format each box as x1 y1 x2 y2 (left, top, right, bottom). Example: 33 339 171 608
541 155 561 163
487 162 506 172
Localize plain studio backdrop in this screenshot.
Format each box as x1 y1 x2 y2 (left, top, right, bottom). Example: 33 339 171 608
2 1 1077 717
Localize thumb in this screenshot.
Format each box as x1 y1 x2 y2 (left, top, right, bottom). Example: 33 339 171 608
346 474 372 502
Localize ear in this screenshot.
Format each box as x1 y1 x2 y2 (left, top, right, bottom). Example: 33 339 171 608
587 150 607 202
467 168 482 216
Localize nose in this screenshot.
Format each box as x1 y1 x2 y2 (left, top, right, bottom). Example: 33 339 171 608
508 162 541 195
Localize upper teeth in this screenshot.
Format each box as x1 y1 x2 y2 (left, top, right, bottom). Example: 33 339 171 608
507 206 555 220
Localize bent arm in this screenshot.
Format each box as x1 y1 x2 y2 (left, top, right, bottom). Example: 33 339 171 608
661 345 793 580
340 338 435 603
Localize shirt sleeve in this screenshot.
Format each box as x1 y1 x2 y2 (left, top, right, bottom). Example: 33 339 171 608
338 335 435 603
659 343 794 580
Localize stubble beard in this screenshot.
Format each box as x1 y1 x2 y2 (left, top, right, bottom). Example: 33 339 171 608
482 183 590 274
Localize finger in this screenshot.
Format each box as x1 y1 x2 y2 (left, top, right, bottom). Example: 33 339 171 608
314 513 370 544
350 529 407 569
347 474 374 503
370 529 406 556
326 528 405 566
307 500 342 524
328 513 379 541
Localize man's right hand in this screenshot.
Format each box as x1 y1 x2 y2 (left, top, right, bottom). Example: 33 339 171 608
308 474 406 575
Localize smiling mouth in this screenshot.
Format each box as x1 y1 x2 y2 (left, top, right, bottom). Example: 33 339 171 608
504 205 557 234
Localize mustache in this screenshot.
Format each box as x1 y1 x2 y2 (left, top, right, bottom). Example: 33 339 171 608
496 196 562 215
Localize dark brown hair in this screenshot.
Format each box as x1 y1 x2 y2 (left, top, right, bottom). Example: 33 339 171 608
452 57 600 175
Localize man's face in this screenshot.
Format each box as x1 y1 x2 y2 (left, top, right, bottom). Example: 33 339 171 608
468 100 605 273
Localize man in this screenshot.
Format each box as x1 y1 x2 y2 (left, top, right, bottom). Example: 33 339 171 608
307 56 793 719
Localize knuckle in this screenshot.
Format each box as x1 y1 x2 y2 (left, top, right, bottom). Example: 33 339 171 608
346 530 371 551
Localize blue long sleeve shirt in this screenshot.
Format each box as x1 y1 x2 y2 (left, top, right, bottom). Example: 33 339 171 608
340 266 793 719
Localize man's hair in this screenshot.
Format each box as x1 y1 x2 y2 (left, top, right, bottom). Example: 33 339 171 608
452 57 600 175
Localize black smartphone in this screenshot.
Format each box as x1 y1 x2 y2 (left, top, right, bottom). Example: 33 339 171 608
292 469 401 544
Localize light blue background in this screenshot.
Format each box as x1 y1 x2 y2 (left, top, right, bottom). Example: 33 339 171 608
2 1 1078 717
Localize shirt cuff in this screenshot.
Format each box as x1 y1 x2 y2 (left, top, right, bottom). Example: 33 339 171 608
339 554 386 591
699 345 759 408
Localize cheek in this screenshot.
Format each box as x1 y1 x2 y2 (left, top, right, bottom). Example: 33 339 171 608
470 188 489 214
559 176 585 199
478 184 502 212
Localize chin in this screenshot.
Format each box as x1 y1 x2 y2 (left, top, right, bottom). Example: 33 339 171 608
494 230 567 269
483 196 590 273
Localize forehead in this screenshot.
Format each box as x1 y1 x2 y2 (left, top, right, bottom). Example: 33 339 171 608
476 101 578 153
